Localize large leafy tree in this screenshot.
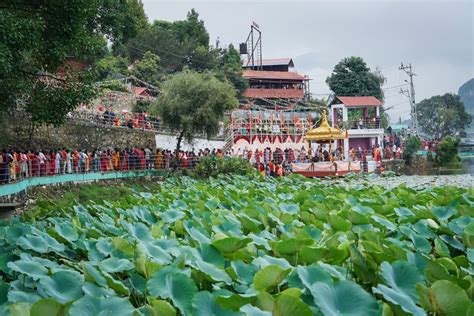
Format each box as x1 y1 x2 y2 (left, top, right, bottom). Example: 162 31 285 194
151 70 238 157
417 93 471 139
127 9 217 73
129 51 162 86
214 44 248 97
326 57 385 101
0 0 147 125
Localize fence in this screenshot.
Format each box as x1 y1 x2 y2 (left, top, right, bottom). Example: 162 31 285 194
0 153 198 187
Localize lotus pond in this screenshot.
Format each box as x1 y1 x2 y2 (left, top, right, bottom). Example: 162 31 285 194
0 175 473 315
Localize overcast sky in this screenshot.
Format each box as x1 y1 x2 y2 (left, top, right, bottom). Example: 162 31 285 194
142 0 473 122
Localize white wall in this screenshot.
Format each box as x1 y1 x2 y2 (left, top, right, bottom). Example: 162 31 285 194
155 134 225 151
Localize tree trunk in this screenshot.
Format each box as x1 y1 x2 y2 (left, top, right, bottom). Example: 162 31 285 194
174 131 184 170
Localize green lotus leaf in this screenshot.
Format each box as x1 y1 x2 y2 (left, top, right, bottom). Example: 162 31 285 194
273 293 312 316
432 206 457 221
102 271 130 296
311 280 380 316
372 261 425 316
279 203 300 215
39 270 84 304
147 268 197 315
8 302 30 316
0 252 16 274
98 257 134 273
8 289 41 304
463 222 474 248
296 265 332 290
7 259 48 279
138 241 173 265
184 222 211 244
253 255 292 269
124 222 152 241
95 238 115 256
192 291 241 316
395 207 415 221
82 282 115 298
417 280 470 316
371 215 397 231
440 235 465 251
30 298 64 316
273 238 313 256
149 298 176 316
212 236 252 254
352 205 375 215
194 257 232 284
215 293 256 311
82 263 108 287
253 264 291 291
434 238 450 257
15 235 49 253
54 222 79 243
0 280 8 305
230 261 259 284
69 294 135 316
240 304 272 316
162 209 186 223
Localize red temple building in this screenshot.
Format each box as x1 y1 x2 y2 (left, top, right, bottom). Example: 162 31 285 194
241 58 310 101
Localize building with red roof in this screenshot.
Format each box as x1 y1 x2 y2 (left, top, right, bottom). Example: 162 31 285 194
241 59 310 101
330 96 385 159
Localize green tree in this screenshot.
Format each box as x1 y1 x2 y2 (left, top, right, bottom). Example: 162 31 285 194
151 70 238 158
214 44 248 97
435 136 461 166
128 9 213 73
417 93 471 139
403 136 421 164
129 51 162 86
94 54 130 80
0 0 148 125
326 57 385 101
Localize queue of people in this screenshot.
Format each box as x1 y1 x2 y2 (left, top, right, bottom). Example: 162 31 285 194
0 147 226 184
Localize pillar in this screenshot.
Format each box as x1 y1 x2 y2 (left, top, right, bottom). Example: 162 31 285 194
376 106 380 117
342 107 348 123
344 138 349 161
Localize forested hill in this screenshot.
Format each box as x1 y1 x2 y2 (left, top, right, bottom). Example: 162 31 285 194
459 78 474 131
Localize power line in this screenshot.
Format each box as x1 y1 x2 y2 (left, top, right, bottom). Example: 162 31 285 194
382 83 409 91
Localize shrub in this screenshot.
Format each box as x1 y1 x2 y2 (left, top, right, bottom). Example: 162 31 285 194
435 136 461 166
403 136 421 164
193 156 257 179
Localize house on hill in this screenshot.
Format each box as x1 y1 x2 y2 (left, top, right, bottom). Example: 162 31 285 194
241 58 310 102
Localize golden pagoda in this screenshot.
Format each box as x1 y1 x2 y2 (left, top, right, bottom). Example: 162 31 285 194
304 110 344 142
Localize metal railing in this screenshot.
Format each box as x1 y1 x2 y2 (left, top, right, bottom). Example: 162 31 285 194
0 153 201 185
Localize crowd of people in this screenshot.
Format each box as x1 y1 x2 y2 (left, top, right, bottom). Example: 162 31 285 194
0 147 227 184
0 133 436 184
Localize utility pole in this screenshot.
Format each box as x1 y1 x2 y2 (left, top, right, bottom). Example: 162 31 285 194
399 62 418 134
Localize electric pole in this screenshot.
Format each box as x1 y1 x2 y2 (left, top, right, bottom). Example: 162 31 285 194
399 62 418 134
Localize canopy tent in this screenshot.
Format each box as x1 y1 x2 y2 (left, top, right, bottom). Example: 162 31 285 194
304 110 346 160
304 110 344 142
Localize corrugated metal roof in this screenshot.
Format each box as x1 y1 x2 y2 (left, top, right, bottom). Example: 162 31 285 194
335 96 383 106
243 70 306 81
244 88 304 99
242 58 294 67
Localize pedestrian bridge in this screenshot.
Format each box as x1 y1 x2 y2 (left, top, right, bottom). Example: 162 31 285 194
0 170 164 198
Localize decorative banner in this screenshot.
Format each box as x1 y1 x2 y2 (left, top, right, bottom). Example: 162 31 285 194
308 114 312 127
294 113 299 124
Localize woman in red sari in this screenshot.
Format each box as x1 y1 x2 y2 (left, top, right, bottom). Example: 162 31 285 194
73 150 79 173
49 150 55 175
139 148 145 170
100 150 108 172
30 151 38 176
